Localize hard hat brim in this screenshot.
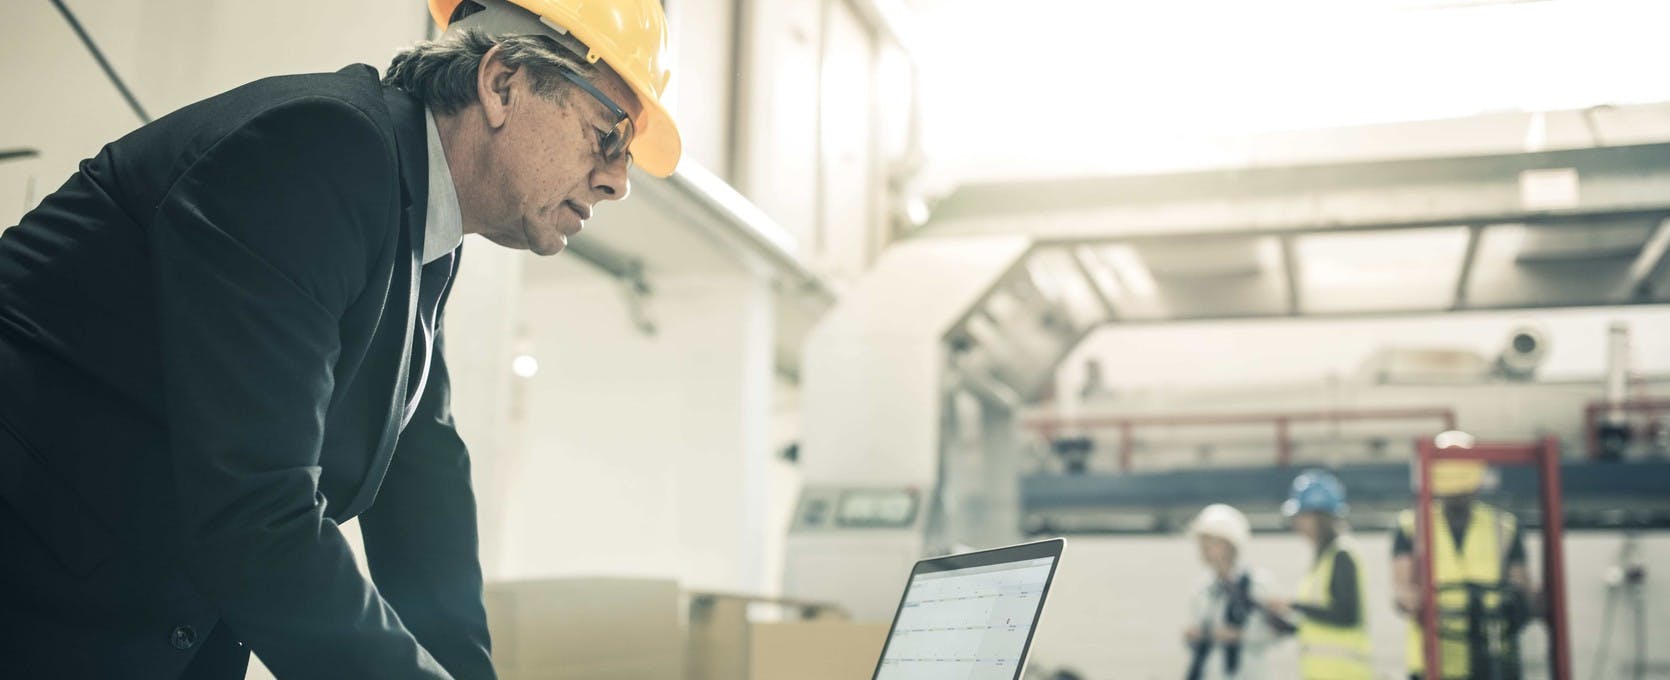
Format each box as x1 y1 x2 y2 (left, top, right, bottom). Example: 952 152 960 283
619 76 681 178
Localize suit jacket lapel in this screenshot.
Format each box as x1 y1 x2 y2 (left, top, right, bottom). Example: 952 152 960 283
341 84 427 518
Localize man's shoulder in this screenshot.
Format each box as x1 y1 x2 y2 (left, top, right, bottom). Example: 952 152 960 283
208 65 393 136
126 65 394 156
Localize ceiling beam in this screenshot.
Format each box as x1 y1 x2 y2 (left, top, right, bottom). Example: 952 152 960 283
1067 246 1119 321
1279 235 1301 316
931 143 1670 223
1627 217 1670 299
922 143 1670 243
1024 208 1670 248
1451 224 1484 310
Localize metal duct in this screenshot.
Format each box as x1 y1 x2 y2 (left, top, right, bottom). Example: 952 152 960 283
1494 325 1549 381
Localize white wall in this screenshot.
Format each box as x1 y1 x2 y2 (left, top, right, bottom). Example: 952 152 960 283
445 239 526 579
664 0 739 177
500 267 778 593
736 0 822 250
0 0 425 228
735 0 902 284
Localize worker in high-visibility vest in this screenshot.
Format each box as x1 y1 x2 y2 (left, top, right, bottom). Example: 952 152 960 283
1392 458 1536 680
1262 469 1373 680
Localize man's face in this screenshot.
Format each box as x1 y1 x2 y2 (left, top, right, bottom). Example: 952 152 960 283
471 58 640 255
1292 512 1321 542
1197 535 1236 575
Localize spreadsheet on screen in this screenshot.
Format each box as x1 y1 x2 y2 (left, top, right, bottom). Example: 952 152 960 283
874 557 1056 680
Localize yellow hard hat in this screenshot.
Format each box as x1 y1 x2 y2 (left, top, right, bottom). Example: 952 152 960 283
429 0 683 177
1429 459 1487 497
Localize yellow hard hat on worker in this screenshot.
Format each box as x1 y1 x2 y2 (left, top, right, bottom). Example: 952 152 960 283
1425 430 1489 496
1429 459 1487 496
428 0 683 177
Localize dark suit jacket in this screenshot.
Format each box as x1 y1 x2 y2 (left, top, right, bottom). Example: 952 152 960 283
0 64 493 679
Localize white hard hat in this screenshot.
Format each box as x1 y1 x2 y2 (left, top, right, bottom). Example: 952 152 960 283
1189 503 1251 555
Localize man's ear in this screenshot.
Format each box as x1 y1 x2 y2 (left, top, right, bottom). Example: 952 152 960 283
477 43 515 129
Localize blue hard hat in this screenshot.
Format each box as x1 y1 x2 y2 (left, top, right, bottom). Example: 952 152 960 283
1282 468 1349 518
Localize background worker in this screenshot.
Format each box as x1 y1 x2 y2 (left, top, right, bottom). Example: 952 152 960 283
1393 455 1537 680
1263 469 1373 680
1183 503 1287 680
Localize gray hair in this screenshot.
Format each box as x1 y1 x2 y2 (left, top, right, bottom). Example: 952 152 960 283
383 28 599 115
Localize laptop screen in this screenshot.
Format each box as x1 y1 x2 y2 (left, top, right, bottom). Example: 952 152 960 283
872 540 1063 679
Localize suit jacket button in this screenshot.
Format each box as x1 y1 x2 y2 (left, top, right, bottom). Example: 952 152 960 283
170 625 197 650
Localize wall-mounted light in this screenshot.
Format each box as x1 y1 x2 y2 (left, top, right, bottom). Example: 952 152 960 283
512 354 540 378
904 196 932 227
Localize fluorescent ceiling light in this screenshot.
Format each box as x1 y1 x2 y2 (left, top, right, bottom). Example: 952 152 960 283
1024 256 1064 304
1075 245 1124 298
1098 245 1158 297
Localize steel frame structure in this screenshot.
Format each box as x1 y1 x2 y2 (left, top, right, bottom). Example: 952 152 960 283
1584 397 1670 460
1412 435 1571 680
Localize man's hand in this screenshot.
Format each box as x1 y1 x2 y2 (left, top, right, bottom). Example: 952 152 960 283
1184 625 1204 645
1260 597 1293 618
1394 588 1422 617
1213 626 1243 645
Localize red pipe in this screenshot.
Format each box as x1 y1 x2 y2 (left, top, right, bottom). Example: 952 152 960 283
1585 404 1600 461
1538 435 1573 680
1118 422 1133 473
1416 439 1442 680
1027 407 1456 468
1275 418 1292 467
1583 398 1670 460
1024 406 1456 430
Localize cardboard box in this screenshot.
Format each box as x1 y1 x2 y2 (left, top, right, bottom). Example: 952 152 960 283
749 621 890 680
485 577 685 680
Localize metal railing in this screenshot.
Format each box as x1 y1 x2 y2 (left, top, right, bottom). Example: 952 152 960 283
1024 407 1458 472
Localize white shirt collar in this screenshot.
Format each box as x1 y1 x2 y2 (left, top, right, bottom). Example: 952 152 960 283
422 108 464 264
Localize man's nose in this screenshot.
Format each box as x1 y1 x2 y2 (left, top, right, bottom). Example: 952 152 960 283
592 159 631 202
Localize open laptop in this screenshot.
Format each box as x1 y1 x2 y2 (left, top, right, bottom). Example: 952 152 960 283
870 538 1066 679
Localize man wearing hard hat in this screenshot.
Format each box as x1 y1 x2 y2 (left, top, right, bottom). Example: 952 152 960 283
1182 504 1288 680
0 1 678 678
1392 457 1536 680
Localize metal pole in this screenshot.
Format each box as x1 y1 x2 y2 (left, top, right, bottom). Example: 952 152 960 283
1118 422 1133 473
1538 435 1573 680
1417 439 1442 680
47 0 152 124
1275 418 1292 467
1585 403 1601 461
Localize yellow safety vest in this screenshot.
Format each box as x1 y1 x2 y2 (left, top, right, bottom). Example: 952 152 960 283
1398 501 1516 678
1297 538 1373 680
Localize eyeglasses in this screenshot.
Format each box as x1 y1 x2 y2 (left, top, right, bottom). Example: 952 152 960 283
556 67 634 166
